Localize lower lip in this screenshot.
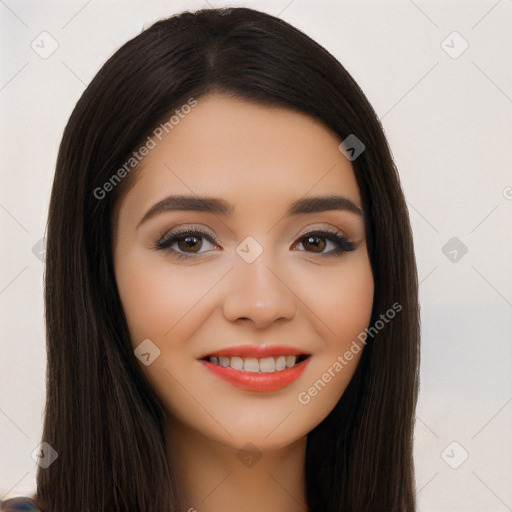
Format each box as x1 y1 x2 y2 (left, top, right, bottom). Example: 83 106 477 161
199 358 311 392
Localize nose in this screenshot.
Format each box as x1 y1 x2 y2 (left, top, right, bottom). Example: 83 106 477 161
222 252 297 329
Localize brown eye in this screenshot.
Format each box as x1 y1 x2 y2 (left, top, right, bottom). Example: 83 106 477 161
302 235 326 252
294 230 355 255
154 229 219 259
177 235 203 253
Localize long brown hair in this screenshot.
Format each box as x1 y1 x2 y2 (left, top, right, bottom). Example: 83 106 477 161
38 7 420 511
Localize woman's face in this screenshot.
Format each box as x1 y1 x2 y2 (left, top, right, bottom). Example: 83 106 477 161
113 93 374 451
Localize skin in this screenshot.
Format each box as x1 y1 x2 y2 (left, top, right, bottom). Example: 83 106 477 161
113 94 374 512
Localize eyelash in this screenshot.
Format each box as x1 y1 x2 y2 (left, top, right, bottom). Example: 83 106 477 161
153 227 356 260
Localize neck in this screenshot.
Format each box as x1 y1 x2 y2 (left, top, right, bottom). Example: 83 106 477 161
164 418 308 512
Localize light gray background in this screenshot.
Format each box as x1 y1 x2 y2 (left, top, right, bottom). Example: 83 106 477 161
1 0 511 510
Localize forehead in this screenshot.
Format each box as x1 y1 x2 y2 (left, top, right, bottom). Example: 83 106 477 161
119 94 361 220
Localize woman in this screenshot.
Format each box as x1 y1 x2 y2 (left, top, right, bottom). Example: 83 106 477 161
3 6 420 511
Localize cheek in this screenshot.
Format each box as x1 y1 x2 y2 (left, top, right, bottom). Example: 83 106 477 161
331 261 374 345
115 252 215 346
115 264 170 344
292 252 374 349
289 255 373 428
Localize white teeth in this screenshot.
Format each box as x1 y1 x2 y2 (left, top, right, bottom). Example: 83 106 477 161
286 356 297 368
231 356 243 370
207 355 305 372
243 358 260 372
259 357 276 373
275 356 286 371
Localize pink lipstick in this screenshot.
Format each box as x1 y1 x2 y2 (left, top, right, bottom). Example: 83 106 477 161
198 344 311 392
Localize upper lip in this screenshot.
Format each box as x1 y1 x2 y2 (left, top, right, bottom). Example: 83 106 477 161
199 344 311 359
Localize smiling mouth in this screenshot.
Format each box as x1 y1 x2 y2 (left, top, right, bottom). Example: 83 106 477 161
199 353 312 392
201 354 311 373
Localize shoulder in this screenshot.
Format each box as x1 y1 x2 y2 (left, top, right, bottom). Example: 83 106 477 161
0 495 41 511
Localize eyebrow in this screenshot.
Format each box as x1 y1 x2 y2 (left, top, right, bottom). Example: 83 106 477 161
137 194 363 228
